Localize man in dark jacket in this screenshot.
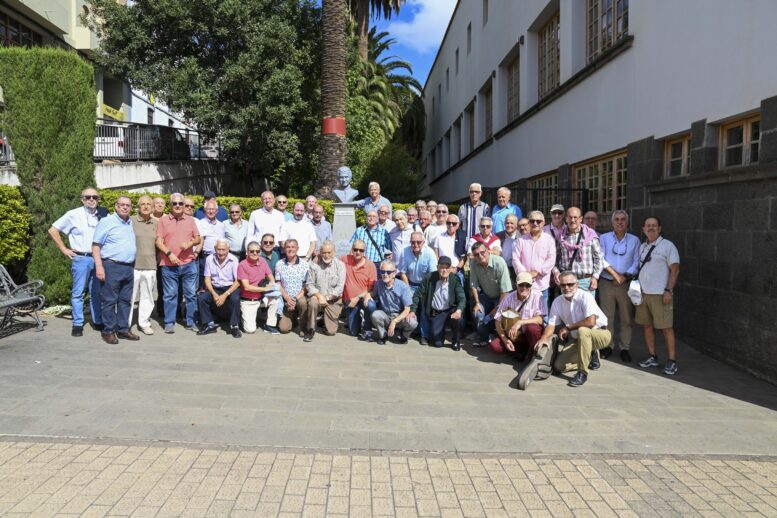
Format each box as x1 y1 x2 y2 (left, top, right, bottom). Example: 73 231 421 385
408 256 466 350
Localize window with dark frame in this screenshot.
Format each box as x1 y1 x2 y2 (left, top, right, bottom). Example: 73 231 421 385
528 173 559 217
455 48 460 74
664 136 690 177
483 0 489 25
0 13 42 48
721 116 760 168
586 0 629 63
483 84 493 140
538 12 560 99
507 54 520 122
573 152 627 213
467 23 472 54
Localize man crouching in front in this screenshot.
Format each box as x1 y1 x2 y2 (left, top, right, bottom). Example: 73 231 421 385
534 270 611 387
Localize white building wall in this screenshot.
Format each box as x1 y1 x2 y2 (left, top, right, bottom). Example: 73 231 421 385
422 0 777 201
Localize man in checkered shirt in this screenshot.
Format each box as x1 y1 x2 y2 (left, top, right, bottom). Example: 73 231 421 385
551 206 604 295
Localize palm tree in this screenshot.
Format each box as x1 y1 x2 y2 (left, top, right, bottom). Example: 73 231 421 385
349 0 404 61
317 0 348 199
355 28 421 140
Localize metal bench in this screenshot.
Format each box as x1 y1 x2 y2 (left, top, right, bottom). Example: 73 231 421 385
0 264 45 332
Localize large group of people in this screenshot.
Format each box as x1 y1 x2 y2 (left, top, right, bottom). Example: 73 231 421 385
49 181 680 388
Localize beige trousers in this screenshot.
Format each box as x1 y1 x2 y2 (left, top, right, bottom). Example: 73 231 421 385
554 327 612 375
598 278 633 350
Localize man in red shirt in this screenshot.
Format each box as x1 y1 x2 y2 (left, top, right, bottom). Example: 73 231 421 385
341 239 377 339
155 193 202 334
238 240 280 334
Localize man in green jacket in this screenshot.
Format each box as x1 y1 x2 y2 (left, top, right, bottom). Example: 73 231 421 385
408 256 466 350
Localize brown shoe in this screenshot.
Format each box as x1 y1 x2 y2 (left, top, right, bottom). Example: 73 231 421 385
117 331 140 341
102 332 119 345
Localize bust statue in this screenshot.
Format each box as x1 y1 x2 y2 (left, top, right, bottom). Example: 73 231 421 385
333 166 359 203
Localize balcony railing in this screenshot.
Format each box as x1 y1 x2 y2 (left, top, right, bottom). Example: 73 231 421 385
94 119 221 162
1 122 221 166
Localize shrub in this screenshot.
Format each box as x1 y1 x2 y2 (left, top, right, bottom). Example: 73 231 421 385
0 185 30 266
0 47 96 304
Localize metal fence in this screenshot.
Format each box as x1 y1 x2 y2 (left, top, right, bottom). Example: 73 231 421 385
94 120 221 162
0 131 14 166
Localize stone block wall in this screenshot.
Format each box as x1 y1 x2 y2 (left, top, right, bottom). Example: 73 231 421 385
627 95 777 383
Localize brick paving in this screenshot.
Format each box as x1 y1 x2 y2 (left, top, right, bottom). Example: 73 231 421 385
0 439 775 517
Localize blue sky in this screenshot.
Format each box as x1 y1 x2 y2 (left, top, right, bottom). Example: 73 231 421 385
370 0 457 89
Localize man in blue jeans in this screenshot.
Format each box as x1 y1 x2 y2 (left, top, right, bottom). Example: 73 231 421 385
92 196 138 344
48 187 108 337
155 192 202 333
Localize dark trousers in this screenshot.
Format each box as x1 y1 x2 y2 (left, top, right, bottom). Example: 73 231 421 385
100 260 135 334
197 254 211 290
430 307 464 346
197 286 240 328
156 266 165 321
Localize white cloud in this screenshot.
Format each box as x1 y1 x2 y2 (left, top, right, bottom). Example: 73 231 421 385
384 0 457 55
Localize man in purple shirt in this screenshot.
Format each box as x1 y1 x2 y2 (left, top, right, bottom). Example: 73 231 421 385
512 210 557 307
197 239 242 338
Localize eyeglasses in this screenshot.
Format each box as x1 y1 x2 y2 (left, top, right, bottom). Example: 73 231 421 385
529 219 543 225
475 250 490 256
379 269 395 276
262 241 274 245
446 222 458 226
171 202 184 206
480 225 492 228
551 211 564 216
184 204 195 209
248 250 261 254
436 210 447 214
82 195 99 201
559 282 577 288
352 248 365 252
410 240 424 244
229 211 241 214
612 241 627 256
469 190 481 194
518 283 532 289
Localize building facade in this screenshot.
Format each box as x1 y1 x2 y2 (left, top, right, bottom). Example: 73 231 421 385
0 0 192 129
423 0 777 382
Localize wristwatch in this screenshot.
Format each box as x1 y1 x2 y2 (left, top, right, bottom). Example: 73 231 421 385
165 250 173 257
664 288 673 294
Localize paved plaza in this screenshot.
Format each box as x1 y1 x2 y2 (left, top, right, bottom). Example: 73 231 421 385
0 316 776 516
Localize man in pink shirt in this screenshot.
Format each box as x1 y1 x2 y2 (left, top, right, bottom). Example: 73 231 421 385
513 210 556 307
155 193 202 333
237 240 280 334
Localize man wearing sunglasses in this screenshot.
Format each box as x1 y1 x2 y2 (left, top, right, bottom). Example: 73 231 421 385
224 204 248 260
238 241 280 334
469 241 513 346
536 271 611 387
371 259 417 345
49 187 108 337
155 193 202 333
398 232 437 344
598 210 641 362
408 256 466 350
430 215 467 275
513 211 557 307
424 203 449 244
275 195 293 221
467 217 502 257
341 240 377 339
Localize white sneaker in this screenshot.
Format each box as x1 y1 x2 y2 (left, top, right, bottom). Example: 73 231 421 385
139 326 154 335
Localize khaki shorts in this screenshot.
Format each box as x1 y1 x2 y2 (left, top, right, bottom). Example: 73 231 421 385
635 293 673 329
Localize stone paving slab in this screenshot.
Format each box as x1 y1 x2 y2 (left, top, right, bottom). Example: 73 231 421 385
0 438 776 517
0 317 776 455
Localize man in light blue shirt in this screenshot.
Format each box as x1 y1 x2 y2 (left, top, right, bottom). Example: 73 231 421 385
224 203 249 259
371 259 417 344
356 182 392 216
598 209 641 362
399 232 437 344
491 187 522 234
311 204 333 256
48 187 107 336
92 196 138 344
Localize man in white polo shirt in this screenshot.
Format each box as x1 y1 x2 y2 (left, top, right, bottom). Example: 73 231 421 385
247 191 286 246
636 216 680 375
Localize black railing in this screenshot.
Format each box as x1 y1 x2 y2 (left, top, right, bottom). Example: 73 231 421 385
94 119 221 162
0 131 14 165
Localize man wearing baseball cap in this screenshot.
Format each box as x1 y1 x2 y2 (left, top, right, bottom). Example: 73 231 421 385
408 256 466 350
489 271 546 361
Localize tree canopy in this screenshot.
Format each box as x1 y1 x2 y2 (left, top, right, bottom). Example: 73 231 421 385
85 0 321 194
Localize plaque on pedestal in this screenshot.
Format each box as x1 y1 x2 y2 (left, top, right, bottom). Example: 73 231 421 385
333 203 357 257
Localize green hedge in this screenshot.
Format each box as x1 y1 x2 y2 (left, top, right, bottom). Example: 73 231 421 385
0 185 31 265
0 47 96 305
97 191 438 227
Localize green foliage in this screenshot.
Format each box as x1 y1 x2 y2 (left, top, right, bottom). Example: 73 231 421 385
357 143 419 200
0 47 96 304
0 185 31 265
85 0 322 194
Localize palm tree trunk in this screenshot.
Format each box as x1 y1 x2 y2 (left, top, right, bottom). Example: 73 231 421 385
317 0 348 200
355 4 370 61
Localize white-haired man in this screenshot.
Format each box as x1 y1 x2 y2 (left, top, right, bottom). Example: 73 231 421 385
491 187 522 234
356 181 392 216
371 259 417 344
458 183 490 240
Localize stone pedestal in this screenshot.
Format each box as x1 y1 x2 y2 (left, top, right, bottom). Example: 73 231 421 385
332 203 357 257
